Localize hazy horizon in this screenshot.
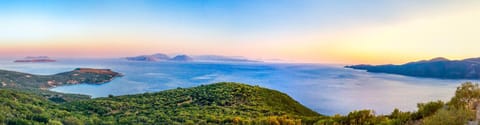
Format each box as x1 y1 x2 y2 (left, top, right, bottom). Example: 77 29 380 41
2 0 480 64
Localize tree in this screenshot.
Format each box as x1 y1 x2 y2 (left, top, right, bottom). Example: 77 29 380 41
449 82 480 109
346 110 376 125
415 100 444 119
422 108 473 125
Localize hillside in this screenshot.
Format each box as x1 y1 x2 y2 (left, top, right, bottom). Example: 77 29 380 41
0 82 323 124
2 80 479 125
0 89 93 124
346 57 480 79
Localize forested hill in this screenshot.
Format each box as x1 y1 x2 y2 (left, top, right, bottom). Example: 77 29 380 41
346 57 480 79
0 82 323 124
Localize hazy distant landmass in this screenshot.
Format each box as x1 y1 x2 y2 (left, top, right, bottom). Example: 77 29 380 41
170 54 194 61
126 53 193 62
346 57 480 79
126 53 259 62
193 55 260 62
125 53 171 61
14 56 56 63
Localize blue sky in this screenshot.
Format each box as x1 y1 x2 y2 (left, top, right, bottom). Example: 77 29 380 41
1 0 479 64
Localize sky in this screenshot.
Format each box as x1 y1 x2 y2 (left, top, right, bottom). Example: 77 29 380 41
0 0 480 64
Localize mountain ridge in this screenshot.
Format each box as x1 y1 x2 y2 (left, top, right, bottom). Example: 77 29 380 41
346 57 480 79
126 53 260 62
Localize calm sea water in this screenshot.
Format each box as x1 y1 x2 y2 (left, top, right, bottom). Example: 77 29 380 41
0 59 475 115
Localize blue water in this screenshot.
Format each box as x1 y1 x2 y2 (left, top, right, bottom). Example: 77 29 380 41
0 59 475 115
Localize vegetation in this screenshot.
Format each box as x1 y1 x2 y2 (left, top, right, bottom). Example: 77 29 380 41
1 76 480 124
63 82 321 124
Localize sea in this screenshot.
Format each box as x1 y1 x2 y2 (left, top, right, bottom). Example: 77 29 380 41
0 58 476 115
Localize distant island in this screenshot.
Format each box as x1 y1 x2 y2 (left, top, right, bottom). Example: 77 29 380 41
14 56 56 63
193 55 260 62
126 53 259 62
346 57 480 79
126 53 194 62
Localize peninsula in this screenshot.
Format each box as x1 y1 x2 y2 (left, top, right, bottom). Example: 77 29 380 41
346 57 480 79
0 68 122 102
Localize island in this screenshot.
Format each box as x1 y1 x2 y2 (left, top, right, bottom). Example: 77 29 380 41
126 53 262 63
193 55 260 62
126 53 194 62
346 57 480 79
14 56 57 63
125 53 171 61
170 54 194 61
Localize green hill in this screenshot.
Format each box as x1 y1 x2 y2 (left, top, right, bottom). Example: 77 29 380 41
0 82 323 125
64 82 320 124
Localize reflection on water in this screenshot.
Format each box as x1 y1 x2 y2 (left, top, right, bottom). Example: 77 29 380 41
0 59 475 115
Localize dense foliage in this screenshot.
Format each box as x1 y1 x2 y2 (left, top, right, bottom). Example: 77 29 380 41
0 89 94 125
1 82 480 125
63 82 321 124
0 82 324 125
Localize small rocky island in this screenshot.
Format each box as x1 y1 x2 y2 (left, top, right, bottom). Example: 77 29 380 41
14 56 57 63
0 68 122 102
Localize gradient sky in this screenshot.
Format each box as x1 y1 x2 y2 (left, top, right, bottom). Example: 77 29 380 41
1 0 480 64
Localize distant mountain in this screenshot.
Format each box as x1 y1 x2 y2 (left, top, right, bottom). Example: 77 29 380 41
126 53 259 62
346 57 480 79
126 53 171 61
151 53 170 60
193 55 260 62
126 53 195 62
170 54 194 61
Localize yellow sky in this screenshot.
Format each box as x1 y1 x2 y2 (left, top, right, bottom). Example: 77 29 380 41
294 4 480 64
